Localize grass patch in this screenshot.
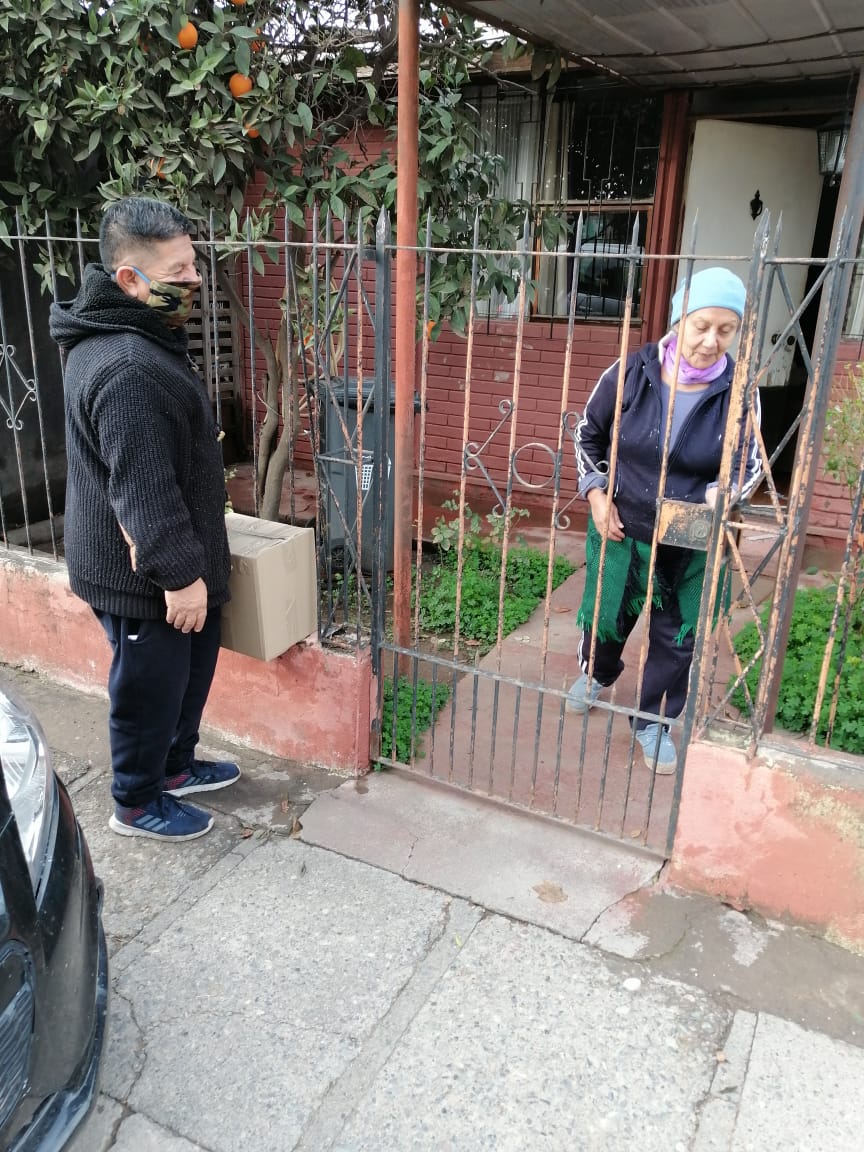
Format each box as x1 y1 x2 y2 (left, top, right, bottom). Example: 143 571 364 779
378 676 450 764
417 499 576 648
731 583 864 755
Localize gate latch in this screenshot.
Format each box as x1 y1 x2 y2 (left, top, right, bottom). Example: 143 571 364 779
656 499 713 551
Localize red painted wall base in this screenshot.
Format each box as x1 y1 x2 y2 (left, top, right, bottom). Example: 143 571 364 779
0 548 371 774
670 740 864 954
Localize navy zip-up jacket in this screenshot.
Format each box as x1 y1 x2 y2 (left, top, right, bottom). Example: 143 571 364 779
575 341 762 544
49 265 231 620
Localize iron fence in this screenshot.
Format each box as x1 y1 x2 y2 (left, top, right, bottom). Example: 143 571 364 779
0 211 392 660
3 205 864 856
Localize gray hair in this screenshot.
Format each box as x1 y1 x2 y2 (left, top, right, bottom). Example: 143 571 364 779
99 197 194 271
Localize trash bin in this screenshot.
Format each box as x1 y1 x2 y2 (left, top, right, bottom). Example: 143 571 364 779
320 377 420 572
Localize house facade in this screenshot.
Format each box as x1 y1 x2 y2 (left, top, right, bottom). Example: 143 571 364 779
239 39 862 553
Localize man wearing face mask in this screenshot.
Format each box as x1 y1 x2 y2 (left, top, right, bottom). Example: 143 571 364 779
49 196 238 842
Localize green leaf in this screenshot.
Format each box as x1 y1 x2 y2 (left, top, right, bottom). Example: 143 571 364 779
296 101 313 136
212 153 227 184
313 72 328 101
33 120 50 142
425 138 451 164
285 201 306 227
116 19 140 46
530 49 550 81
234 39 251 77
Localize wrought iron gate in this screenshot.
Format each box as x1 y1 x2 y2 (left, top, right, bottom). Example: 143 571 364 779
376 212 863 856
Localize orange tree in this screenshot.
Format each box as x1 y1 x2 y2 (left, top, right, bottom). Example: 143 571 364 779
0 1 553 518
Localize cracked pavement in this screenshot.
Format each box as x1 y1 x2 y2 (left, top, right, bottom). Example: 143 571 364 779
3 667 864 1152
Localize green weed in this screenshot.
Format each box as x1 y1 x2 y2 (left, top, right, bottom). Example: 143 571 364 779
378 676 450 765
418 498 576 647
731 584 864 754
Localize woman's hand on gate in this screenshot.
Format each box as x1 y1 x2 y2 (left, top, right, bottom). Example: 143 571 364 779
588 489 625 542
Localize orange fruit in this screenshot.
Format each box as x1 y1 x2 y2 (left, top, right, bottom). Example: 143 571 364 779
230 0 247 5
229 73 253 98
244 125 260 138
177 22 198 50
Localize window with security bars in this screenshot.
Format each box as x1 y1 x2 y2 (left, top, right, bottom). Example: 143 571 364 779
470 82 661 321
185 265 242 403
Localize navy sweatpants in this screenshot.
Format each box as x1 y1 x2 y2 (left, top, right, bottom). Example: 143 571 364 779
577 548 697 731
94 607 222 808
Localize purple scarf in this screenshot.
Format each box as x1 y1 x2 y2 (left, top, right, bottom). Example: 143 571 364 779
661 335 727 385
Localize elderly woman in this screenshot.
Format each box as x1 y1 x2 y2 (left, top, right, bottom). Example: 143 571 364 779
569 266 762 772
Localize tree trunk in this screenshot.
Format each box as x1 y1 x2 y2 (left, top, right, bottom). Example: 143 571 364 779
215 263 302 519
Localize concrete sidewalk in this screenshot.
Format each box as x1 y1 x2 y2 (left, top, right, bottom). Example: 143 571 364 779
4 667 864 1152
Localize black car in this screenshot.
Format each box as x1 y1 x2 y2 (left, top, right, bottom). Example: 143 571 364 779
0 683 107 1151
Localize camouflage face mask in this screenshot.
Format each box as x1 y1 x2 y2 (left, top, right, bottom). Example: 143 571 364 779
131 267 199 327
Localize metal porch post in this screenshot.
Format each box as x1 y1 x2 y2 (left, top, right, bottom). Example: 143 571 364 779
394 0 420 659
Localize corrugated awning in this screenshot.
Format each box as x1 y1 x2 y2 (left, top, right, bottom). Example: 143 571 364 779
453 0 864 87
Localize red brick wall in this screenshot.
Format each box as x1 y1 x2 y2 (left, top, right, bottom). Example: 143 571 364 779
810 341 864 548
418 319 639 523
235 118 860 552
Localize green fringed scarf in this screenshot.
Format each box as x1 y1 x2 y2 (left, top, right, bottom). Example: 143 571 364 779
577 521 710 646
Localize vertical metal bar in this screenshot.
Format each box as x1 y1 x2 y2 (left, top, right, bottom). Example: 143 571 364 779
245 213 260 517
468 654 480 787
428 659 439 775
293 209 327 642
594 708 618 832
551 693 566 817
409 654 421 762
453 211 482 659
74 210 86 282
447 665 459 781
539 213 582 688
393 0 420 661
370 208 391 677
494 214 532 665
413 212 433 647
490 678 502 794
508 685 522 800
355 212 365 644
389 647 400 761
207 210 222 432
529 693 544 807
285 209 301 528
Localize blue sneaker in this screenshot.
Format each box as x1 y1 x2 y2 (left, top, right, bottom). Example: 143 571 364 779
109 794 214 841
566 673 604 714
635 723 677 774
164 759 241 797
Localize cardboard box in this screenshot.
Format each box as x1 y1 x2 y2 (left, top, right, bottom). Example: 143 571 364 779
221 513 317 661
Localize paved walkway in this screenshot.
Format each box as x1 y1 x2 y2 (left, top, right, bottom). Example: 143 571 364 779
4 667 863 1152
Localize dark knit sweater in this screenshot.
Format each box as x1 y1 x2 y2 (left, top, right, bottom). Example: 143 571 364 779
49 264 231 620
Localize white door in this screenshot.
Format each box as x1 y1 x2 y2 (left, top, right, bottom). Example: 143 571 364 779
680 120 824 387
